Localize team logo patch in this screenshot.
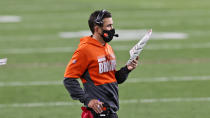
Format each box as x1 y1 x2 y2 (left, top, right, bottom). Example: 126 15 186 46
98 57 116 74
72 59 77 64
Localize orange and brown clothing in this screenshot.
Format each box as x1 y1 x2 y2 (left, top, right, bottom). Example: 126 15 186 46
64 36 131 113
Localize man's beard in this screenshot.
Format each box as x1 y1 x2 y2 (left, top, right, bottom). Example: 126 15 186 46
100 29 118 42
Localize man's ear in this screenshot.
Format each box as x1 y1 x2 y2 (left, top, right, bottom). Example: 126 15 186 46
94 25 102 34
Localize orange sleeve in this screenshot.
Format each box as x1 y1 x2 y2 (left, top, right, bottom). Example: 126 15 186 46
64 47 89 78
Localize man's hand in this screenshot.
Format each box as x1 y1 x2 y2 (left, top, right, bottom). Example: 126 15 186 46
88 99 104 114
127 56 139 70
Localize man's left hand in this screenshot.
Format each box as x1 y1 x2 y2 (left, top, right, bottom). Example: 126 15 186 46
127 56 139 71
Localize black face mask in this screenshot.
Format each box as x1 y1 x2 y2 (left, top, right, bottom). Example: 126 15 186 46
101 29 119 42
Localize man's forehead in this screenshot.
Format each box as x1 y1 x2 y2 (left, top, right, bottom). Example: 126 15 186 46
103 17 113 25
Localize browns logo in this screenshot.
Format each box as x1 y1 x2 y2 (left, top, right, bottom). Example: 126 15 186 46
98 57 116 74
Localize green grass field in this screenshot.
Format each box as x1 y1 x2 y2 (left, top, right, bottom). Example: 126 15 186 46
1 0 210 118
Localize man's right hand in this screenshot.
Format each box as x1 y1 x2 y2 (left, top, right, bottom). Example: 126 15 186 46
88 99 104 114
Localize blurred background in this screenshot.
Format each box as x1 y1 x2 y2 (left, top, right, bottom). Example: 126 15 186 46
0 0 210 118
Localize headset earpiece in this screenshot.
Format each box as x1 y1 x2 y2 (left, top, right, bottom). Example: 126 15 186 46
94 9 106 26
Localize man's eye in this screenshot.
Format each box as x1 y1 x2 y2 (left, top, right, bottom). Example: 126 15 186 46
107 25 112 27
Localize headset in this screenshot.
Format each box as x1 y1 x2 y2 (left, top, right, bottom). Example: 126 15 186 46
94 9 119 37
94 9 106 26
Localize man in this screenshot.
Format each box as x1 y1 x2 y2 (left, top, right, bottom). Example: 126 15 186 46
63 10 138 118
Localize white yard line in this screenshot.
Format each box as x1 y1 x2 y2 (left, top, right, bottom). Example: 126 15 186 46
0 16 21 23
0 47 75 54
120 97 210 104
113 42 210 51
1 42 210 54
0 76 210 87
0 58 7 66
0 102 81 108
1 97 210 108
126 76 210 83
59 30 188 40
0 81 62 87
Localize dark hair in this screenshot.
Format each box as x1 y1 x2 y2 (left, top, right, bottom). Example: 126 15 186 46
88 10 112 34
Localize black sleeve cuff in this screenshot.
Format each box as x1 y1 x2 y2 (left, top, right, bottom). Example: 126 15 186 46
115 65 131 84
122 65 132 73
80 94 93 105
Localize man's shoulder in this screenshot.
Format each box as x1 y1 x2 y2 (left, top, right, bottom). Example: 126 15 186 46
78 36 89 46
75 36 92 53
105 43 114 52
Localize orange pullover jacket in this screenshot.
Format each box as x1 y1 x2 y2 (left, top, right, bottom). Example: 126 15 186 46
64 36 131 113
